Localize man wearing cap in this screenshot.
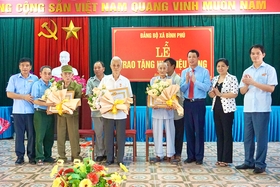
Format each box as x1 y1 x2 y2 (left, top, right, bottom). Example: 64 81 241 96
56 65 82 162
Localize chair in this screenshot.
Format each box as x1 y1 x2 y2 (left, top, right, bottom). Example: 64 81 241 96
145 97 166 161
115 95 137 161
78 97 95 160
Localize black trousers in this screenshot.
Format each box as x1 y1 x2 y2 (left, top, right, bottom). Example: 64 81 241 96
184 100 206 161
13 114 35 160
174 118 184 156
213 108 234 163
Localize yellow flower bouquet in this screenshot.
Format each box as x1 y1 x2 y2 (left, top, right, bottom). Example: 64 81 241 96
50 158 128 187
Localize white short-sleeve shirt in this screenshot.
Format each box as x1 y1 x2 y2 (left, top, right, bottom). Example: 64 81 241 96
98 74 133 119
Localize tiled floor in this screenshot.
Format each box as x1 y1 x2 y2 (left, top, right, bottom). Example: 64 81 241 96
0 139 280 187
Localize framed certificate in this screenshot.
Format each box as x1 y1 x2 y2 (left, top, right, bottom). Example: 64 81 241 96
48 91 75 113
147 95 168 108
109 87 129 100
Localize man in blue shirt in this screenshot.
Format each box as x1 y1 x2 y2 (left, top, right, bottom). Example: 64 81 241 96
180 49 211 165
6 58 38 165
236 44 278 174
31 65 56 165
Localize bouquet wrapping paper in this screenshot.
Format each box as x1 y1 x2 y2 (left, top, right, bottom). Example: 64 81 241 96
46 89 81 115
155 85 184 116
99 90 132 115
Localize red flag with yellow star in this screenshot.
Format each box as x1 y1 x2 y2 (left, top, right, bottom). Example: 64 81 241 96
34 17 89 79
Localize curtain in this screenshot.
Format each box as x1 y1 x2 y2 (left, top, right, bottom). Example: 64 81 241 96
0 18 34 106
1 15 280 106
34 17 90 79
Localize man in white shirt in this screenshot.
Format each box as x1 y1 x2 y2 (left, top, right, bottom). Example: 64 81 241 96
98 56 133 166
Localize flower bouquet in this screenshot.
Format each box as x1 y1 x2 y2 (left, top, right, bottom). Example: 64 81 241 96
50 157 128 187
146 79 171 98
46 89 81 115
87 85 107 111
155 85 184 116
40 78 62 101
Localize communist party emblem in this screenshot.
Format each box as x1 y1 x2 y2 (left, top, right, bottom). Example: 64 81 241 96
38 20 81 40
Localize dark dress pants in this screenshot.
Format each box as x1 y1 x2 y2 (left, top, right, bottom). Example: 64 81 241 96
103 118 126 163
184 100 206 162
13 114 35 160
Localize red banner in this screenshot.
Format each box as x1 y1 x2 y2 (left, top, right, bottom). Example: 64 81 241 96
0 0 278 17
112 27 214 82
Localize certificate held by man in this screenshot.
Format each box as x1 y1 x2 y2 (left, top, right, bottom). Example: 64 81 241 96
99 87 132 115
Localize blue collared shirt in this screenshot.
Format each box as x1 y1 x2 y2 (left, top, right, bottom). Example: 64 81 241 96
239 62 278 112
180 66 211 99
31 79 52 110
6 73 38 114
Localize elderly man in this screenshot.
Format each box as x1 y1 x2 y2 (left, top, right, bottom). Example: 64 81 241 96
31 65 56 165
86 61 107 162
98 56 133 166
56 65 82 163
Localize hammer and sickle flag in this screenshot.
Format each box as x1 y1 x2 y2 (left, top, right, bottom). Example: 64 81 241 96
38 19 58 40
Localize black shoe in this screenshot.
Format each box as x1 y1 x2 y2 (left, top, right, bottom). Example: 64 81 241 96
96 156 106 162
44 157 55 163
253 167 265 174
196 160 203 165
29 159 36 165
105 161 114 166
15 157 24 165
184 158 196 164
235 163 255 169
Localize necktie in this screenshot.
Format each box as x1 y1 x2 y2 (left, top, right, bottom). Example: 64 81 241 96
188 69 194 99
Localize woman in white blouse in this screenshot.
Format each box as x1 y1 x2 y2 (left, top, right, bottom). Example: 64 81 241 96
208 58 238 167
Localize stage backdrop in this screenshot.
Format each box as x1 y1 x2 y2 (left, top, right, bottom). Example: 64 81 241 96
112 27 214 81
34 17 90 78
1 15 280 106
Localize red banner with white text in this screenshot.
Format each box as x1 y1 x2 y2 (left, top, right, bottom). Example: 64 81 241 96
112 27 214 82
0 0 278 17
